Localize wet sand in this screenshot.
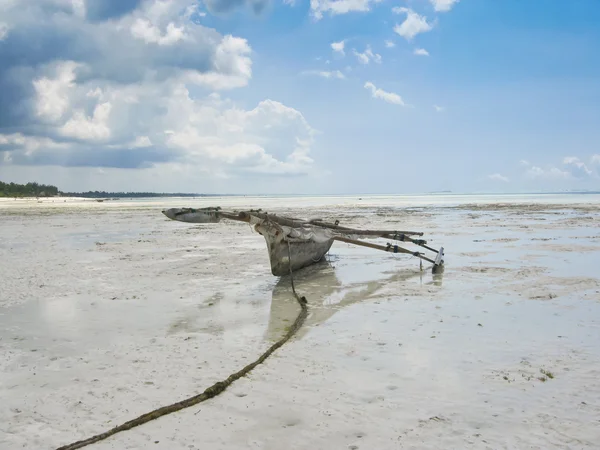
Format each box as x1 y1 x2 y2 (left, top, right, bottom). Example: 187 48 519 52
1 196 600 449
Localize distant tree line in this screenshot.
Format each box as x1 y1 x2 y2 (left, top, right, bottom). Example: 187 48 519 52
0 180 59 197
59 191 210 198
0 180 223 198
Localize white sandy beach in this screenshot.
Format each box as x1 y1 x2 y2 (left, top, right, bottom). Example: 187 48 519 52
1 195 600 449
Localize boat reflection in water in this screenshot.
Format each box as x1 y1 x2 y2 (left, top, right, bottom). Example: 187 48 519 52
265 259 443 341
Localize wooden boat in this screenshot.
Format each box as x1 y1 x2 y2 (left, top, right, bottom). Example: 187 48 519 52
161 207 445 276
161 207 221 223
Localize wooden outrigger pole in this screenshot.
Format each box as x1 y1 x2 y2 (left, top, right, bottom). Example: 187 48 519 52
333 236 436 264
161 207 445 276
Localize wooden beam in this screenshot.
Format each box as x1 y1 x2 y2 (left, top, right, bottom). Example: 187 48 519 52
333 236 436 265
310 220 424 237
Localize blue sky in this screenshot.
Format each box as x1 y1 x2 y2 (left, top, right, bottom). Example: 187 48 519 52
0 0 599 194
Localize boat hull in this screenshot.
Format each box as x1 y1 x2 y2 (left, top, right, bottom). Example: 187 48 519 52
257 228 333 276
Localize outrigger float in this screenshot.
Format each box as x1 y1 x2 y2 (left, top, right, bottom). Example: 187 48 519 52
161 207 445 276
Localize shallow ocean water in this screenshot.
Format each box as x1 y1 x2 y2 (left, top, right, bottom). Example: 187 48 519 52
1 194 600 449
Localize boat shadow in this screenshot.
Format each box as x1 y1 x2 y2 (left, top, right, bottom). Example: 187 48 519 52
265 260 443 341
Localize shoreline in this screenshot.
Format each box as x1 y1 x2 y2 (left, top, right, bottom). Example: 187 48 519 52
2 193 600 213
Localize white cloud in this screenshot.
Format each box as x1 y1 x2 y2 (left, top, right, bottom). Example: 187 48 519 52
520 160 530 166
33 61 79 122
522 156 598 182
132 136 153 148
430 0 459 12
0 1 331 192
364 82 406 106
331 40 345 55
525 166 570 180
488 173 509 183
0 0 322 180
592 154 600 165
60 102 113 141
354 50 369 64
302 70 345 79
164 93 317 175
393 7 433 40
353 45 382 64
310 0 382 20
414 48 429 56
3 79 319 177
433 105 444 112
183 3 202 19
0 133 68 156
183 35 252 90
2 0 255 99
384 40 395 48
130 19 186 46
562 156 593 178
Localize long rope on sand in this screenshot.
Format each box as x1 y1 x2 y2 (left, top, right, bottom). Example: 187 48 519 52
56 241 308 450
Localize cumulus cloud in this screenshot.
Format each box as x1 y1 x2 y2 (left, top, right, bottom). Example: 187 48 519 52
414 48 429 56
32 61 79 123
163 92 317 174
0 0 254 129
562 156 593 178
430 0 459 12
525 166 570 180
132 136 153 148
130 19 186 45
60 102 113 141
0 133 69 156
310 0 382 20
488 173 509 183
519 155 600 183
0 0 320 181
364 82 406 106
353 45 382 64
331 39 345 55
184 35 252 89
1 82 318 176
393 7 433 40
1 1 246 86
521 156 599 183
384 40 395 48
433 105 444 112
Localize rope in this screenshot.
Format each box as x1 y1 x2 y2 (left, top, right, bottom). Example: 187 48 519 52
56 240 308 450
